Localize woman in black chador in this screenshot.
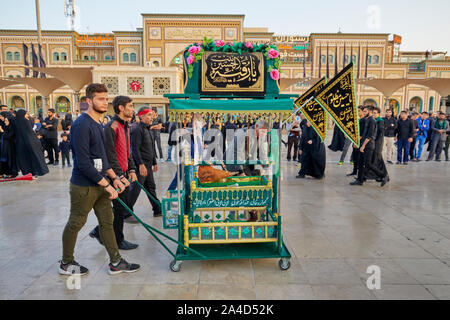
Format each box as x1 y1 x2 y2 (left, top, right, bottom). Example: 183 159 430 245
0 111 19 178
296 121 326 179
328 124 346 152
14 109 49 177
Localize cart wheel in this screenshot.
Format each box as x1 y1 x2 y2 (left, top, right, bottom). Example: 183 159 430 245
170 260 182 272
279 258 291 270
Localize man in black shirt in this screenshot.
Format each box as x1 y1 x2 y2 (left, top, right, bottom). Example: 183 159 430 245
383 108 397 164
350 106 388 186
128 106 162 217
43 108 59 165
150 113 164 161
347 106 366 176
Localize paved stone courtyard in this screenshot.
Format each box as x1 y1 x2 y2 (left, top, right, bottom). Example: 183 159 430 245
1 134 450 300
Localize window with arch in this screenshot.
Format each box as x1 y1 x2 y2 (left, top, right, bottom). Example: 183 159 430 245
352 55 357 63
84 56 89 60
53 52 60 61
123 53 129 62
321 55 326 64
345 55 349 64
373 55 380 64
367 55 372 64
90 56 95 60
6 52 12 61
429 96 434 111
328 55 334 64
61 52 67 61
130 53 137 62
105 56 111 60
14 52 20 61
152 61 160 68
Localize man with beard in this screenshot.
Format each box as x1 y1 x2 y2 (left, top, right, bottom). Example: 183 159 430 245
383 108 397 164
347 106 366 176
0 109 19 177
364 107 389 185
296 121 325 180
13 109 48 177
42 108 59 166
89 95 139 250
395 111 414 165
128 106 162 218
427 111 449 162
351 106 389 186
60 83 140 276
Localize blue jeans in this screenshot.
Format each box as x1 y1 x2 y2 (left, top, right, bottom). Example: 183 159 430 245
397 138 410 163
415 135 426 159
166 145 173 161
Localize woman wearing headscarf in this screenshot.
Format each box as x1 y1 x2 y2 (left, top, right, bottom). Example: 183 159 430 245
296 121 326 179
0 111 19 178
14 109 49 177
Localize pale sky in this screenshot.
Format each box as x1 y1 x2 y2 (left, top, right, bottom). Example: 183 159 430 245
0 0 449 52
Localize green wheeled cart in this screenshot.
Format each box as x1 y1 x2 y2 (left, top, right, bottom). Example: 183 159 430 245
127 39 295 271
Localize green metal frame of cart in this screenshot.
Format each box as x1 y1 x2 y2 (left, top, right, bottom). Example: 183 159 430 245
161 95 295 272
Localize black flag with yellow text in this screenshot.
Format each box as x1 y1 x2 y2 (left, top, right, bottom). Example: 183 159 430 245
294 78 327 141
314 62 360 147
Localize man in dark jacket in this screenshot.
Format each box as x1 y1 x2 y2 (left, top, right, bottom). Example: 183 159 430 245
347 106 366 176
427 111 449 162
383 108 397 164
43 108 59 165
395 110 414 165
89 95 139 250
128 106 162 218
351 106 388 186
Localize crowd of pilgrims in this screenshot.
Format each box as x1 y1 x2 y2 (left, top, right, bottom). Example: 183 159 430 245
1 103 449 184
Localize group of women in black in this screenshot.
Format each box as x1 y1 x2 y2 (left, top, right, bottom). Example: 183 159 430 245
0 107 49 178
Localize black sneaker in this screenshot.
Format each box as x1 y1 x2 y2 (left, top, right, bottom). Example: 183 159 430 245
89 229 103 246
350 180 363 186
118 240 139 250
387 160 393 164
108 258 140 275
296 174 305 179
346 172 356 176
380 175 389 187
58 260 89 276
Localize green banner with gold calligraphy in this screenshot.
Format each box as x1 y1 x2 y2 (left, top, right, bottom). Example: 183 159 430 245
314 63 360 147
200 51 266 96
294 78 327 141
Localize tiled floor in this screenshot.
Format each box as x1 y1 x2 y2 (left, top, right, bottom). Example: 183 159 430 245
1 134 450 300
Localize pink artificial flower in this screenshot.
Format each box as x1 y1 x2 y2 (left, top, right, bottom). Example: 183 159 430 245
216 40 225 47
227 42 233 46
188 45 201 55
245 42 253 49
270 69 280 81
187 54 195 65
268 48 280 59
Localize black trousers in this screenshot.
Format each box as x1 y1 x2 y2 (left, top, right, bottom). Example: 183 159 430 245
350 147 360 174
357 148 386 183
287 135 300 160
409 136 417 159
128 162 162 216
46 138 59 163
92 187 129 245
61 152 70 166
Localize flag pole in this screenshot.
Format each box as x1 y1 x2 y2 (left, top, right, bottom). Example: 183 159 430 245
281 96 314 127
35 0 48 115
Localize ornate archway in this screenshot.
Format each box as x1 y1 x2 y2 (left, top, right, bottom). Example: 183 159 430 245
55 96 70 113
409 96 423 112
9 95 25 109
388 99 400 116
363 98 377 107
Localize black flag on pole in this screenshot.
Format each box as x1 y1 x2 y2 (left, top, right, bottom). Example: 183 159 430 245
294 78 327 141
314 62 360 147
23 44 29 77
31 44 39 78
38 44 46 78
